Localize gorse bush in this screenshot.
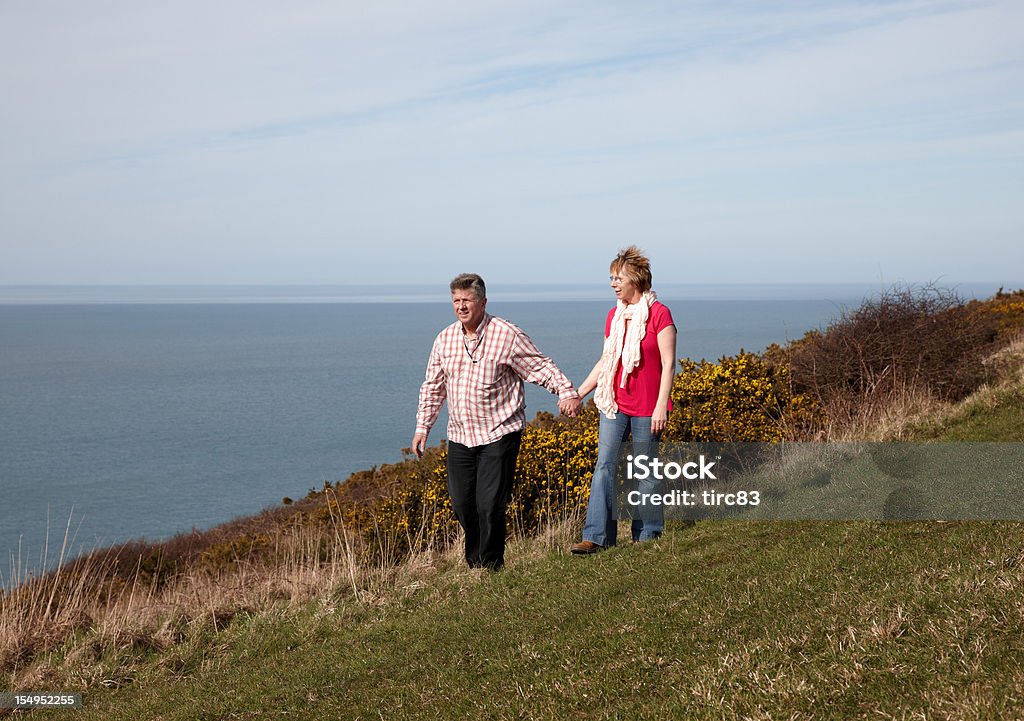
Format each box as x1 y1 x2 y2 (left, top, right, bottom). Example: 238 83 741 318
663 351 819 442
353 444 457 560
968 288 1024 341
294 351 813 563
509 405 600 532
298 406 602 563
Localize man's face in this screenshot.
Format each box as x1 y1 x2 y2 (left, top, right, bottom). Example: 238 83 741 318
452 289 486 331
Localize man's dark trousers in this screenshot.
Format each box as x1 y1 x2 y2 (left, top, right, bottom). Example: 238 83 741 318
446 431 522 570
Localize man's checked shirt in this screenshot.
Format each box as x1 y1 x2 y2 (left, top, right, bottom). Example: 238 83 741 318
415 314 578 447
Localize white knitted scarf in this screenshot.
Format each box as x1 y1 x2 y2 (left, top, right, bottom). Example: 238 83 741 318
594 290 657 419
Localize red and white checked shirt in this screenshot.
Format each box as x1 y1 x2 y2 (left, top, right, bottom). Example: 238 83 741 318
415 314 578 447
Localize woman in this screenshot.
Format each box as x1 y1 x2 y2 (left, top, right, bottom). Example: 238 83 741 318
571 246 677 553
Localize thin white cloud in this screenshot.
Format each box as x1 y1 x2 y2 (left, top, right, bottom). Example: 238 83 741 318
0 0 1020 284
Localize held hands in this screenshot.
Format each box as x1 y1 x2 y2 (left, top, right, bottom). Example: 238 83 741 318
558 396 582 418
412 432 428 458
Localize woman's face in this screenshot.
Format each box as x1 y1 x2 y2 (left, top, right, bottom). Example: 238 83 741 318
610 267 640 303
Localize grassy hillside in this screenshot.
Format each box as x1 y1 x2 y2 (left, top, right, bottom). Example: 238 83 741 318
913 387 1024 441
62 523 1024 721
6 288 1022 719
39 386 1024 721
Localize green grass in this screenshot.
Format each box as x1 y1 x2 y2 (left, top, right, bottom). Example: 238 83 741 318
909 384 1024 442
28 376 1024 720
931 396 1024 441
64 521 1024 720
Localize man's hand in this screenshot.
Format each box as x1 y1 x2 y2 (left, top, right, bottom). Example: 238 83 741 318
558 396 581 418
412 432 428 458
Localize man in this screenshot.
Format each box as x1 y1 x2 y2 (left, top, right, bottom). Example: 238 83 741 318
413 273 581 570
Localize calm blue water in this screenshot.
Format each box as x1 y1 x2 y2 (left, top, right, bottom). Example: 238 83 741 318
1 289 874 579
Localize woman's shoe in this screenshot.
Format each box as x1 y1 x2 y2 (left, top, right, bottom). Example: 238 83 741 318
570 540 605 555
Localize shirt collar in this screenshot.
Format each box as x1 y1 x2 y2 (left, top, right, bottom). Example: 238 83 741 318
462 313 491 338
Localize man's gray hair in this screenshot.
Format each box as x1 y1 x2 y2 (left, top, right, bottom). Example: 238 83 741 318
450 273 486 301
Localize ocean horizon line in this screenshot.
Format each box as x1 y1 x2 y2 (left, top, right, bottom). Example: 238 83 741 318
1 281 1016 305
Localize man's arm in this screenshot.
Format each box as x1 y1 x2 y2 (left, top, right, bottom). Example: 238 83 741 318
412 340 446 457
508 332 581 417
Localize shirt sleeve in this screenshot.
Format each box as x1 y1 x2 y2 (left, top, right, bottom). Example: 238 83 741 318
653 302 675 334
414 337 447 437
508 332 579 401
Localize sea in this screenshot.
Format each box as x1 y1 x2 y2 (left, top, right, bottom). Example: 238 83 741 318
0 282 1007 583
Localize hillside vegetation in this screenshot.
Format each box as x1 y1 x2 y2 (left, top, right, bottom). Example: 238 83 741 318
66 520 1024 720
2 286 1023 719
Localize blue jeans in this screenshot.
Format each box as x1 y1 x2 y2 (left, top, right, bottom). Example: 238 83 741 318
582 412 663 547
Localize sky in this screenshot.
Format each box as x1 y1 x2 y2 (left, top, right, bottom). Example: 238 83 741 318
1 0 1021 287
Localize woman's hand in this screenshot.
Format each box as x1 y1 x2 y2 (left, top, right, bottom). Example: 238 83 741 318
651 406 668 434
558 396 581 418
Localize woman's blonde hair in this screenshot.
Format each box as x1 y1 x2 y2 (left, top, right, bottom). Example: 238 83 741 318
609 245 652 293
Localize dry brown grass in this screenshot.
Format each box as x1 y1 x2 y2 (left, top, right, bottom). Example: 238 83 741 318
819 381 945 442
822 333 1024 442
1 505 392 693
769 286 1024 444
0 489 585 697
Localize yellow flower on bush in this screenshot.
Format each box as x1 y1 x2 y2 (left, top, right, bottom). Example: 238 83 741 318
664 351 818 442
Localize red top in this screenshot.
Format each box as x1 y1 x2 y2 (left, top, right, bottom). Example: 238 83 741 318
603 301 675 417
